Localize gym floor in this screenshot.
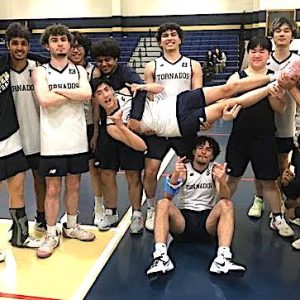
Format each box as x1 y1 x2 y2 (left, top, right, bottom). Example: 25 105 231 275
0 120 299 300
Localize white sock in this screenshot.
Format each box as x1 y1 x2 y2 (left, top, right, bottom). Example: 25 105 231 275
217 246 231 259
66 214 77 228
132 210 142 217
47 225 57 237
147 197 155 208
155 242 167 255
95 196 104 207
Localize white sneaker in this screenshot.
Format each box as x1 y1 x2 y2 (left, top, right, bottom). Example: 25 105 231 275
145 207 155 231
270 218 294 237
292 238 300 250
130 212 144 234
146 251 174 276
209 255 246 275
0 251 5 262
288 218 300 227
34 218 47 233
60 213 67 224
98 213 119 231
36 234 60 258
94 204 105 226
62 223 95 241
248 195 264 218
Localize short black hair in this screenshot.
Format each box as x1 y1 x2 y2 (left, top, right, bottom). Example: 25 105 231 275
247 36 272 53
156 22 184 44
92 76 113 95
91 39 121 60
269 17 298 38
71 31 91 57
5 22 31 43
193 136 220 161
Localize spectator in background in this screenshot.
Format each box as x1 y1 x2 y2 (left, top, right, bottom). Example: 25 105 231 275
214 48 227 73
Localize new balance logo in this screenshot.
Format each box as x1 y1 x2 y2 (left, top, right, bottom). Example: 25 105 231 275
48 169 57 175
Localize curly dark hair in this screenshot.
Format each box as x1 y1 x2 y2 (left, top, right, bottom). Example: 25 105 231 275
40 23 72 46
193 136 220 161
91 38 121 59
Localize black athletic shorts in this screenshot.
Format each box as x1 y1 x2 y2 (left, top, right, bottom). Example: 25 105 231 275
276 137 294 154
94 126 144 171
144 134 197 161
176 89 207 137
226 133 279 180
87 124 95 159
39 152 89 177
171 209 212 242
26 153 40 171
0 149 29 180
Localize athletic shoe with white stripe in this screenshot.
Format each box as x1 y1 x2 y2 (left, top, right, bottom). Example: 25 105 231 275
210 255 246 275
36 234 60 258
62 223 95 241
146 251 174 276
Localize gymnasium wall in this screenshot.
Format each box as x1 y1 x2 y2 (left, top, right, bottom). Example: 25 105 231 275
0 0 299 38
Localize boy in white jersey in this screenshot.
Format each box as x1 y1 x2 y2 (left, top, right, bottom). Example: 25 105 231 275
66 31 104 226
0 53 41 253
5 22 47 232
146 136 245 276
143 22 203 231
92 67 299 148
250 17 300 217
33 24 95 259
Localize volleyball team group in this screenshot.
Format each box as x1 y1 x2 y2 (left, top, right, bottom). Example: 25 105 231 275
0 16 299 276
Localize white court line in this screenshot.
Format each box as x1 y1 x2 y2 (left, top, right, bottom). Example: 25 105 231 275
72 149 175 300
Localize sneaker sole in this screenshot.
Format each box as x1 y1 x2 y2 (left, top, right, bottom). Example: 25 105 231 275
210 269 246 277
130 228 143 235
270 223 294 237
62 231 96 241
98 221 119 231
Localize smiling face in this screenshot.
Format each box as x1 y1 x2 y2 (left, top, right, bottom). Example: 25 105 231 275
273 24 294 47
7 37 29 62
248 45 270 71
94 82 117 113
95 56 118 75
68 42 85 65
160 29 181 52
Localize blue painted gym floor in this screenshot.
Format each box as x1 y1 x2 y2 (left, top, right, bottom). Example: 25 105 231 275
1 120 299 300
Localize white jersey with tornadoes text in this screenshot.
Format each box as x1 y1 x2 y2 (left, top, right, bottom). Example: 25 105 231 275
154 55 192 98
178 162 217 212
107 91 181 137
10 59 40 155
268 53 300 138
40 63 88 156
84 62 95 125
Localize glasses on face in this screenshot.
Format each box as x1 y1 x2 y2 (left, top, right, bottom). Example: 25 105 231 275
70 44 84 50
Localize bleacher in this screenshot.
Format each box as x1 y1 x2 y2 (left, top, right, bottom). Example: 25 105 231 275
128 31 240 85
0 30 240 85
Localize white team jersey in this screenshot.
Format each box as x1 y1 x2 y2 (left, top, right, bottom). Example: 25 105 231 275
40 63 88 156
84 62 95 125
178 162 217 212
10 59 40 155
107 91 181 137
268 53 300 138
155 55 192 98
0 130 22 158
